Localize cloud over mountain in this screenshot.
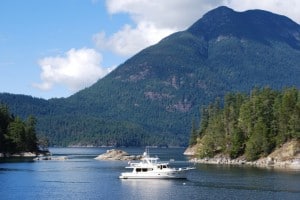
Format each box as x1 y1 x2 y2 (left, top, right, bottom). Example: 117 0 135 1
33 48 114 92
95 0 300 57
35 0 300 96
94 0 218 56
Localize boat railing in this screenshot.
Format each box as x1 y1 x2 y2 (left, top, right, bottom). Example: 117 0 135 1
128 162 140 167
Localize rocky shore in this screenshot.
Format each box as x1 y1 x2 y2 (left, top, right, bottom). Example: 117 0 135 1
0 151 50 158
185 140 300 170
34 156 68 161
0 152 36 158
94 149 142 161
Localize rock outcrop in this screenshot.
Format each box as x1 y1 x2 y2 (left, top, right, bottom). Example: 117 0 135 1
94 149 142 161
183 145 198 156
34 156 68 161
0 152 37 158
0 150 50 158
255 140 300 169
187 140 300 170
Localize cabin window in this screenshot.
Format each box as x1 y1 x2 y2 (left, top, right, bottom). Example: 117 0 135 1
136 168 153 172
136 168 141 172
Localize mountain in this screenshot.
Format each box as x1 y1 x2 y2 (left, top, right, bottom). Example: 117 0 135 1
1 6 300 146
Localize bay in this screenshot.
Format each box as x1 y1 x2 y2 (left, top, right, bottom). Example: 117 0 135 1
0 147 299 200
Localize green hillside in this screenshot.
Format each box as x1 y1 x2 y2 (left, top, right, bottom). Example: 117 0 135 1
0 6 300 146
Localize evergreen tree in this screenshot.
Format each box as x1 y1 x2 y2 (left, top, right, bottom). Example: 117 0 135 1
189 118 198 146
24 116 38 152
229 127 245 158
199 106 209 137
0 104 39 154
191 87 300 161
7 117 26 152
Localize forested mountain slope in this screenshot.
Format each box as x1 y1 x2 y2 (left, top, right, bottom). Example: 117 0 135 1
1 6 300 146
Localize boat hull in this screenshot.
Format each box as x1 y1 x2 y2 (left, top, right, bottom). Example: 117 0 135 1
119 168 191 179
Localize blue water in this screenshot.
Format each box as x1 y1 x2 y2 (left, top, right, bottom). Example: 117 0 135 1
0 147 299 200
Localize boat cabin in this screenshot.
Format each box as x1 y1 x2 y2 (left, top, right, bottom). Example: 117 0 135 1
157 164 169 169
135 168 153 172
133 164 170 173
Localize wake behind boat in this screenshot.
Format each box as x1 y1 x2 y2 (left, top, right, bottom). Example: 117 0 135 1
119 150 194 179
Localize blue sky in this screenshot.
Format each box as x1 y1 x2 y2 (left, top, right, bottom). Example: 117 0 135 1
1 0 300 99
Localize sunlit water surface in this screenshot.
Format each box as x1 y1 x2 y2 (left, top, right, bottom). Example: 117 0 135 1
0 147 299 200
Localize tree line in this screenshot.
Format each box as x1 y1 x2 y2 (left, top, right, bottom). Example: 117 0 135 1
0 104 41 154
189 87 300 161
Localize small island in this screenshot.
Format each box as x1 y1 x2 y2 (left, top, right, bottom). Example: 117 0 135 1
94 149 142 161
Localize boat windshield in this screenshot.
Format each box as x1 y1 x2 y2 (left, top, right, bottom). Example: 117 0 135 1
135 168 153 172
142 157 158 164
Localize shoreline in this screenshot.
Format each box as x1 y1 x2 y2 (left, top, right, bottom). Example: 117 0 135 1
189 156 300 170
185 140 300 170
0 150 50 158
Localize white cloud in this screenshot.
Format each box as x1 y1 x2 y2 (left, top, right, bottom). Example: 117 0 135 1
33 48 114 92
95 0 300 57
95 0 219 56
106 0 216 29
93 22 175 56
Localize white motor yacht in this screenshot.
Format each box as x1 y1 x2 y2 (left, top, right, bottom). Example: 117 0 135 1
119 150 194 179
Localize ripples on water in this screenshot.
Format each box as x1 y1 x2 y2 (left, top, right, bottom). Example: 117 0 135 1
0 147 299 200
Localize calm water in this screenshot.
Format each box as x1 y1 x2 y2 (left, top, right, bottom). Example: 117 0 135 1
0 147 299 200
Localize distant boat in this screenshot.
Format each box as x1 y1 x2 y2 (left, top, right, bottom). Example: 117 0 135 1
119 150 194 179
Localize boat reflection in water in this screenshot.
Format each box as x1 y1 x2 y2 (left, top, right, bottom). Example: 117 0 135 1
120 179 178 199
119 150 194 179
